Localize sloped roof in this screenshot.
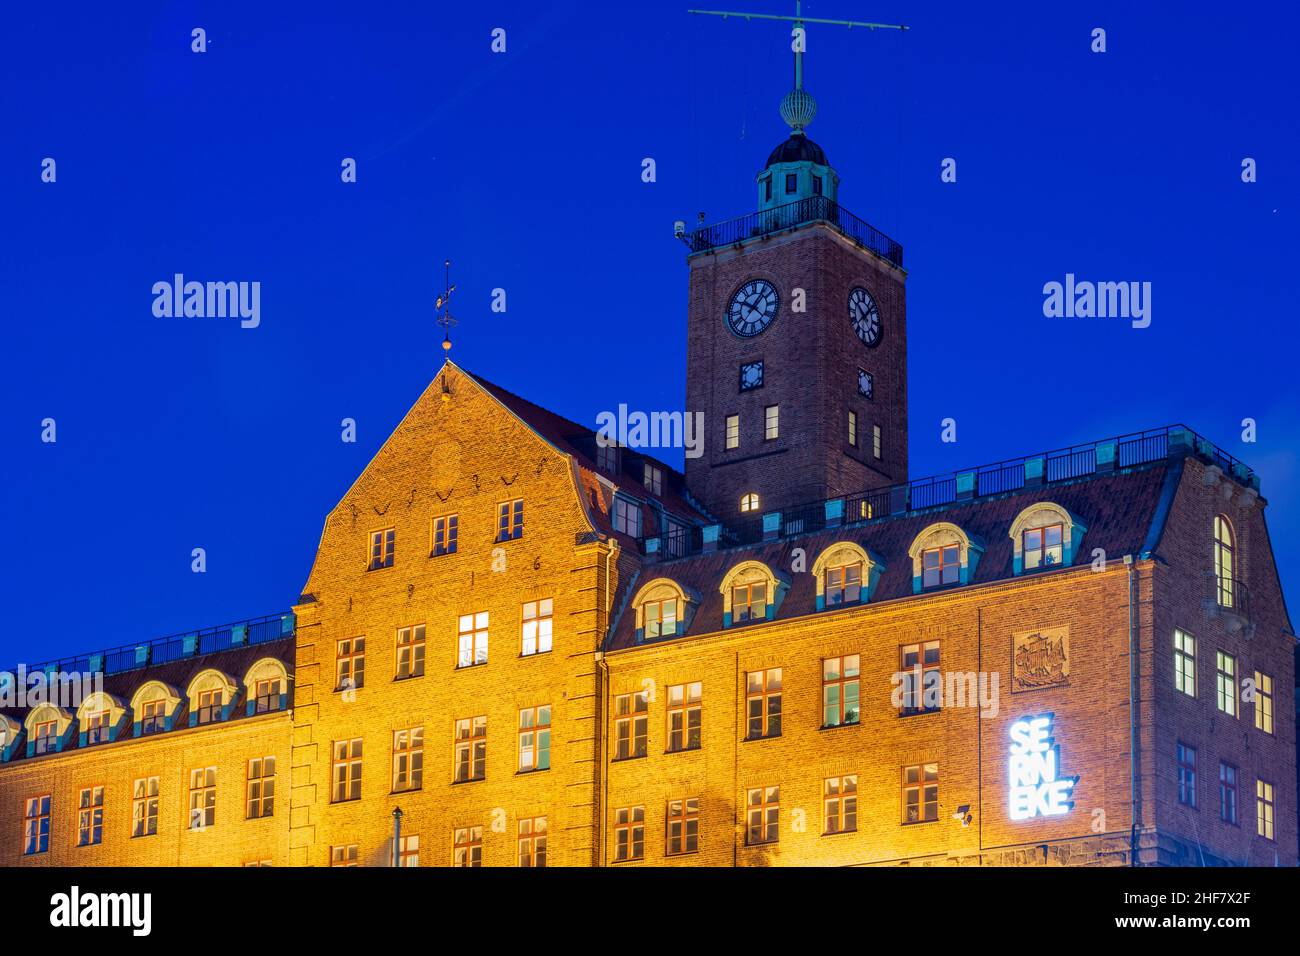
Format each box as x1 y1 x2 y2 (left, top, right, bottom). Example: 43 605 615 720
606 461 1178 651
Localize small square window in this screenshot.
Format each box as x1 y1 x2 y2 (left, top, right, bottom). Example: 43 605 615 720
857 369 873 399
740 361 764 392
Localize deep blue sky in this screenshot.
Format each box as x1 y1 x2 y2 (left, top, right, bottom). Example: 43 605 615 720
2 1 1297 667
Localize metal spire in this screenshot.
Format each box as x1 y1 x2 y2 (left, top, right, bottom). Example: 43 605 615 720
434 258 457 355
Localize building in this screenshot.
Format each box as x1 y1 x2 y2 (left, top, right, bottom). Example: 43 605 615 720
1 52 1294 870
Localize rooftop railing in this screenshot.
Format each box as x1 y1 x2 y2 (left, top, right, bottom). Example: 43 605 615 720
682 196 904 269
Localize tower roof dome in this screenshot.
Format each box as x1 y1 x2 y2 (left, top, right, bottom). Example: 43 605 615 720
766 133 829 167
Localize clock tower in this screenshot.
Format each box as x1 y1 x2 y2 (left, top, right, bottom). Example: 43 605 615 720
683 79 909 530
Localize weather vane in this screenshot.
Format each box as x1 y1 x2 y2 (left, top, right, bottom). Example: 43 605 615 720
435 258 457 355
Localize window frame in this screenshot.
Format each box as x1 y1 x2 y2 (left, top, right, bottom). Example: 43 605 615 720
745 668 782 740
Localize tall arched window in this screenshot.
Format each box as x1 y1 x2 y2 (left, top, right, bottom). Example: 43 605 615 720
1214 515 1236 608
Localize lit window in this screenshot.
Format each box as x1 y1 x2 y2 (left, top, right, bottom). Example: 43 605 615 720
132 777 159 837
454 716 487 782
77 786 104 846
23 795 50 854
1219 763 1238 825
368 528 394 570
921 545 960 588
518 705 551 771
85 710 110 745
432 514 458 556
745 669 782 739
519 817 547 867
1256 780 1275 840
331 739 362 803
188 766 216 829
666 798 699 856
330 845 359 867
196 688 222 725
644 598 678 639
244 756 276 818
643 463 663 496
1173 629 1195 697
1023 524 1064 570
391 728 423 793
1177 743 1197 807
873 424 882 460
764 405 779 440
732 581 767 622
824 775 857 834
1254 671 1273 734
848 411 858 447
666 682 702 752
613 496 642 537
822 655 860 727
746 786 779 845
613 806 645 861
457 612 489 668
521 599 553 656
726 414 740 449
497 499 524 541
453 827 481 867
398 833 420 867
1213 515 1235 608
614 692 649 760
395 625 425 680
1216 651 1237 717
33 719 57 754
336 637 365 691
141 700 166 735
254 678 282 713
739 492 760 513
902 764 938 824
900 642 941 715
824 563 862 606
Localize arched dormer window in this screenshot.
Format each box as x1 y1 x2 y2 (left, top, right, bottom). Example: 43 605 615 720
719 560 788 627
24 702 73 757
76 691 127 747
907 522 985 594
1008 502 1087 574
186 669 238 727
243 657 290 715
131 680 182 736
0 714 22 761
1213 515 1236 608
811 542 885 610
630 578 699 643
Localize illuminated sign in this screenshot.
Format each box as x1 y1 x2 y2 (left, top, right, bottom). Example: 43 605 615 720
1008 714 1076 820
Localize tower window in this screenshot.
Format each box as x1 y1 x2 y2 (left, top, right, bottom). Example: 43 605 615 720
873 424 882 460
812 175 823 196
764 405 779 440
739 361 764 392
762 176 772 201
848 411 858 447
725 414 740 449
785 173 797 194
1213 515 1235 608
739 493 760 513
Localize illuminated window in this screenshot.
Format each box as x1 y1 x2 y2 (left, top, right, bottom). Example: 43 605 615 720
643 463 663 495
725 414 740 449
519 817 547 867
644 598 678 639
1254 671 1273 734
824 775 857 834
497 499 524 541
613 806 645 862
330 845 358 867
518 705 551 772
85 710 110 745
666 798 699 856
453 827 482 867
188 767 216 829
398 833 420 867
23 795 50 854
824 562 861 606
739 492 760 514
1213 515 1235 608
822 655 860 727
33 720 58 755
902 764 939 824
614 692 649 760
132 777 159 837
336 637 365 691
732 581 767 622
246 756 276 818
521 599 553 655
332 739 362 802
1023 524 1064 570
848 411 858 447
746 787 779 845
666 682 702 752
1256 780 1275 840
457 612 489 668
395 625 425 680
1219 763 1238 825
745 668 782 739
1173 629 1196 697
1176 743 1197 807
900 642 941 715
141 700 166 735
254 678 282 713
453 717 487 782
392 728 423 792
77 787 104 846
368 528 394 570
613 496 642 537
872 424 882 460
764 405 779 440
432 513 458 556
196 688 222 725
921 545 960 588
1216 651 1237 717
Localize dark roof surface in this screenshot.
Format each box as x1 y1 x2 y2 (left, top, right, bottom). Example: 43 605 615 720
766 133 829 167
607 462 1177 651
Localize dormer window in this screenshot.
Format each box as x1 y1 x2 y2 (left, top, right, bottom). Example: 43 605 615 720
631 579 697 642
196 689 222 725
1009 503 1085 575
187 670 237 727
732 583 767 623
254 678 282 713
719 560 788 627
1023 524 1064 570
597 443 619 474
643 463 663 496
613 496 642 537
922 545 960 588
825 563 861 606
85 710 110 745
644 599 677 639
908 522 984 594
812 542 881 610
33 720 57 755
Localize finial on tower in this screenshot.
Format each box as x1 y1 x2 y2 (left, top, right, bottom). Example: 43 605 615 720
435 258 458 356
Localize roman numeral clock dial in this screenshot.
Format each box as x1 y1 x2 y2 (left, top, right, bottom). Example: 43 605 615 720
849 286 882 347
727 279 779 337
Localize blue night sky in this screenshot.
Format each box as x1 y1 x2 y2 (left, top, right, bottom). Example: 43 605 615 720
2 1 1297 667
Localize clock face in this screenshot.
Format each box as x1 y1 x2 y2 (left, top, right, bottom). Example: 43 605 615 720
848 286 882 347
727 279 779 337
857 368 873 400
740 360 764 392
